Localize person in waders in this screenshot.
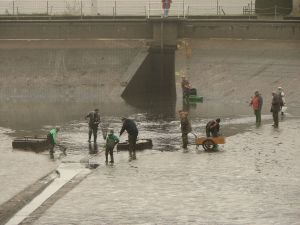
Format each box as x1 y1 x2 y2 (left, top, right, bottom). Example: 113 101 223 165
120 117 138 161
181 76 191 100
105 129 119 164
47 127 66 159
249 91 263 126
271 92 281 128
85 108 101 143
206 119 221 137
179 110 192 150
205 118 221 150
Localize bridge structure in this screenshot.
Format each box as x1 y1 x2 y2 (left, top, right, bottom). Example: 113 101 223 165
0 17 299 104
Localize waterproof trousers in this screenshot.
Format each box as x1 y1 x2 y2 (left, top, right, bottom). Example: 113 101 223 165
88 125 98 142
272 111 279 127
128 134 137 160
105 146 114 163
254 110 261 125
182 133 188 149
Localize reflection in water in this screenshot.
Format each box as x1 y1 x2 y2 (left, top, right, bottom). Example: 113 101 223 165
88 143 99 155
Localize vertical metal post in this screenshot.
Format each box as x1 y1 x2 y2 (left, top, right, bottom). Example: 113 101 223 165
148 0 150 18
114 0 117 17
275 5 277 19
46 1 48 15
250 0 253 14
81 0 83 19
12 1 15 15
161 21 164 50
183 0 185 18
217 0 219 15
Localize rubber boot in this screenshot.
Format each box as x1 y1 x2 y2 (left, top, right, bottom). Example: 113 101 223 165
132 151 136 160
110 153 114 164
129 151 133 162
105 152 108 164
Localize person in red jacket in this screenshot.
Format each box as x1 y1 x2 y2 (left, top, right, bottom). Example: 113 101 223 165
249 91 263 126
162 0 172 17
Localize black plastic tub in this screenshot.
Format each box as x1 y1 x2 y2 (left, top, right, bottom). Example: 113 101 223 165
117 139 153 151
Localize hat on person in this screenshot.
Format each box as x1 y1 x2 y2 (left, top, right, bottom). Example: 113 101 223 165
278 87 283 90
216 118 221 123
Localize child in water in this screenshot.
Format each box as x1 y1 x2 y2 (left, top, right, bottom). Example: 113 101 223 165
105 129 119 164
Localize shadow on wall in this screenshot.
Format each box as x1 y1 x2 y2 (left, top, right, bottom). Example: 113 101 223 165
121 46 177 111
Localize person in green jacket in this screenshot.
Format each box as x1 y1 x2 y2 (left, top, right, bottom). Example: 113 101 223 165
105 129 119 164
47 127 66 159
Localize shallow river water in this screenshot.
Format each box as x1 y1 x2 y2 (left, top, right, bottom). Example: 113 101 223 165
24 118 300 225
1 98 300 224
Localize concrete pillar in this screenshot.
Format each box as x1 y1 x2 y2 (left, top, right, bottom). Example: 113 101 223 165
152 20 178 48
292 0 300 15
121 19 178 108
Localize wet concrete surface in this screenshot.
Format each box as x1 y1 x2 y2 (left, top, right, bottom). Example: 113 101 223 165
22 119 300 225
0 128 58 206
0 38 299 224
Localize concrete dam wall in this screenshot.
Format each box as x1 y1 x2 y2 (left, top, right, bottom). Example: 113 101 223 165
0 40 145 103
1 37 300 120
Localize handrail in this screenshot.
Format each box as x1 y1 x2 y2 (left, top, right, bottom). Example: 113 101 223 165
0 1 293 20
0 0 253 16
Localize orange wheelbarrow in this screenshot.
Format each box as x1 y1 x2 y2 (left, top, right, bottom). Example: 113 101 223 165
193 134 226 151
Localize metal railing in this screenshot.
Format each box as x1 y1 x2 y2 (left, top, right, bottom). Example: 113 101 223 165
0 0 252 17
0 0 292 19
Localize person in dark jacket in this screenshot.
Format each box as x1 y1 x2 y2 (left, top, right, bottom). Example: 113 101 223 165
120 117 139 161
85 109 101 143
271 92 281 128
179 110 192 149
206 118 221 137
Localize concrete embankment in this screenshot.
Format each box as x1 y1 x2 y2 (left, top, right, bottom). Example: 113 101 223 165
0 38 299 121
0 129 59 225
0 40 145 103
175 38 300 117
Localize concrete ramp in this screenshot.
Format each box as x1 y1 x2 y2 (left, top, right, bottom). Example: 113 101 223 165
119 47 150 94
